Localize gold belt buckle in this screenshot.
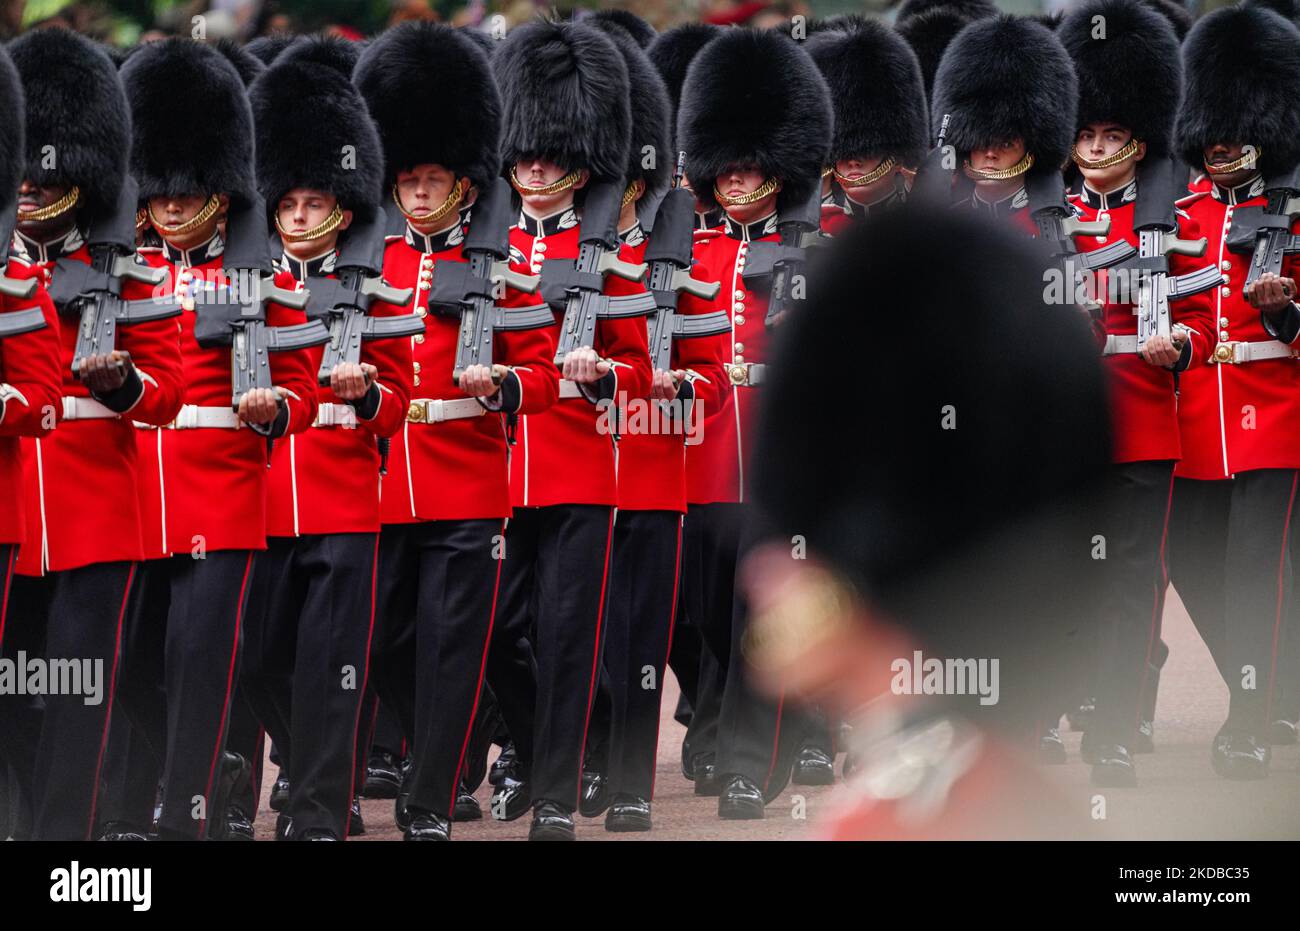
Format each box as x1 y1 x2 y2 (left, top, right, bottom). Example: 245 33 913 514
407 401 426 423
727 363 749 386
1212 342 1237 364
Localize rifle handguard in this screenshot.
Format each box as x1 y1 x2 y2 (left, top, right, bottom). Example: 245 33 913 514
1160 232 1208 258
360 277 414 307
493 262 542 294
597 252 648 283
0 273 37 300
669 268 721 301
1062 215 1111 238
112 256 167 285
261 278 310 310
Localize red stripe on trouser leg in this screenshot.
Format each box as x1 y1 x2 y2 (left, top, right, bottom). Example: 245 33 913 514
648 518 684 801
575 510 616 810
1135 471 1176 731
343 535 382 831
1265 472 1299 725
84 563 136 840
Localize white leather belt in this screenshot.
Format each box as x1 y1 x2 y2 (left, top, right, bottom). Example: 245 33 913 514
726 362 766 387
168 405 243 429
1210 340 1299 364
558 380 584 399
1102 335 1140 355
62 396 119 421
406 397 485 424
313 402 357 428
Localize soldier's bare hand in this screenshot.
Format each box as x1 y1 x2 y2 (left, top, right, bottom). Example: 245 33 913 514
78 350 131 393
330 362 377 401
459 364 505 398
651 368 685 401
1244 272 1296 315
1139 331 1184 368
238 387 282 426
562 347 611 384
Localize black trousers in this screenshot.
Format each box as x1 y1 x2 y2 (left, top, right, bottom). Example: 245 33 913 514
242 533 378 837
486 505 614 811
0 560 134 841
372 519 504 820
603 510 682 800
1087 461 1175 746
1169 470 1300 737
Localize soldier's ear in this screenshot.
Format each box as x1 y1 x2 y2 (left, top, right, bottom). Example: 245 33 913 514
460 178 477 208
338 209 353 232
216 193 231 218
1134 140 1147 163
573 170 591 191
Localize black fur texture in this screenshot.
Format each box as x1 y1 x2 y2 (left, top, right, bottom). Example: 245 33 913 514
9 28 131 215
246 34 295 66
0 47 23 217
120 38 255 204
354 22 502 189
1176 4 1300 173
459 25 498 57
931 15 1079 175
493 20 631 183
646 22 719 118
214 36 266 86
587 16 672 197
1143 0 1194 38
807 18 929 166
1059 0 1182 157
584 9 657 48
1245 0 1300 21
896 7 972 101
276 34 361 77
896 0 998 22
678 27 832 211
251 55 383 219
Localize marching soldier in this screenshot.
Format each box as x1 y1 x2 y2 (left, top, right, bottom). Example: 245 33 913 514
1058 0 1216 785
239 36 413 841
117 38 320 839
1167 1 1300 779
354 21 560 840
485 18 653 841
676 27 832 818
2 29 184 842
582 15 726 831
0 42 68 841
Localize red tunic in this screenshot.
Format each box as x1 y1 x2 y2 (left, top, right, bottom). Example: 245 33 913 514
15 232 184 575
613 228 726 513
264 250 413 537
378 224 559 523
132 237 319 555
1174 180 1300 479
507 209 652 509
0 260 63 546
1068 182 1216 464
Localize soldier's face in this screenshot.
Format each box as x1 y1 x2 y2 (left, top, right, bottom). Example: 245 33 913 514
15 179 78 242
715 165 779 223
277 188 351 259
1204 142 1258 186
396 164 464 233
1075 123 1143 191
514 158 587 216
969 138 1027 188
148 192 228 249
835 156 897 206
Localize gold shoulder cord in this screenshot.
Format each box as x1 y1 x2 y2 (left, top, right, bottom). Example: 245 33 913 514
148 194 221 237
275 204 345 243
713 175 780 207
962 152 1035 182
834 157 897 188
1070 138 1141 171
393 179 465 225
17 186 80 222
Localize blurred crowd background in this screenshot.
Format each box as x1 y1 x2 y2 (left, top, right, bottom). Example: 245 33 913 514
0 0 1220 46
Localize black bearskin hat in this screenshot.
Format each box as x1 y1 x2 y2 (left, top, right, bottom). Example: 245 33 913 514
584 8 657 48
896 0 998 22
1059 0 1182 157
121 38 256 204
807 18 929 168
250 45 383 220
931 15 1079 175
754 206 1108 730
896 7 973 102
493 19 631 184
355 22 502 190
10 28 131 216
587 16 672 199
213 37 266 86
246 34 295 66
0 47 23 221
646 22 719 125
276 34 361 76
459 25 498 57
1176 3 1300 174
678 28 832 211
1142 0 1194 38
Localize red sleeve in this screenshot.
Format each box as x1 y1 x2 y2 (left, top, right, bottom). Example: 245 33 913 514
118 277 185 425
0 272 63 437
1169 213 1216 368
267 271 320 435
496 284 560 415
358 298 414 439
596 243 653 401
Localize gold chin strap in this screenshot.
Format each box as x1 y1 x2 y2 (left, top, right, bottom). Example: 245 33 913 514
962 152 1035 182
275 204 345 243
1071 138 1141 171
621 179 645 207
393 179 465 226
148 194 222 238
834 157 897 188
17 186 80 222
820 166 833 178
714 176 780 207
509 168 582 198
1206 148 1261 176
135 208 148 232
